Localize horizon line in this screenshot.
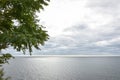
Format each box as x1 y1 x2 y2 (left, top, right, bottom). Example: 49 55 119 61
13 55 120 57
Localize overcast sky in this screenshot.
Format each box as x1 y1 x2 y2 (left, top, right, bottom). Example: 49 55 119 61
2 0 120 55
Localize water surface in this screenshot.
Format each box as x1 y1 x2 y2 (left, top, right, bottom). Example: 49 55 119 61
3 56 120 80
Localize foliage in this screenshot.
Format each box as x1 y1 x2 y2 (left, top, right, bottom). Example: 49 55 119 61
0 53 14 64
0 68 11 80
0 0 50 79
0 53 14 80
0 0 50 55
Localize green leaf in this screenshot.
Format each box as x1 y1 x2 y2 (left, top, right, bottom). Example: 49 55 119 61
0 0 50 55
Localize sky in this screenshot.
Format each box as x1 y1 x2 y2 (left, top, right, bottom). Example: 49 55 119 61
2 0 120 55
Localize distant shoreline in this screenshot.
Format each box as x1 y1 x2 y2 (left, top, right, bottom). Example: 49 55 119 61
13 55 120 58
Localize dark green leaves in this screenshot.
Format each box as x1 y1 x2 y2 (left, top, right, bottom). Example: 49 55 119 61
0 0 50 54
0 53 14 64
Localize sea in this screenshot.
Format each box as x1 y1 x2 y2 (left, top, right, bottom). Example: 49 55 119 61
2 56 120 80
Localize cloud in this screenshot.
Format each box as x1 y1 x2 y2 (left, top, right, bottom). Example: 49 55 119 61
88 0 120 15
95 37 120 47
2 0 120 55
38 0 120 55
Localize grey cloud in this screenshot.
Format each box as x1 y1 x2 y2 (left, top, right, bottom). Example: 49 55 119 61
87 0 120 15
41 24 120 55
31 0 120 55
64 24 88 31
88 0 120 8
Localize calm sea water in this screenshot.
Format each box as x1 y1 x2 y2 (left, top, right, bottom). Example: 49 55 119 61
2 56 120 80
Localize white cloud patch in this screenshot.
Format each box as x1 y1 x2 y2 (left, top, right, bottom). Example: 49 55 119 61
95 37 120 47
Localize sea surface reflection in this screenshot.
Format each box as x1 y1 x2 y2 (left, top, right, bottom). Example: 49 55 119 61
2 56 120 80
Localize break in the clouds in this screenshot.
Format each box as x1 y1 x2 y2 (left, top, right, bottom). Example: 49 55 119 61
2 0 120 55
